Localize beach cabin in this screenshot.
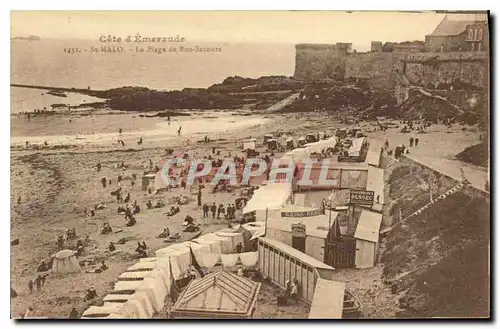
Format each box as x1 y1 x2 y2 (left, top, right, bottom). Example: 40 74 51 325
257 237 335 302
265 205 338 262
242 138 256 151
267 138 278 150
295 162 369 193
354 210 383 268
346 137 368 162
141 174 156 191
263 134 274 145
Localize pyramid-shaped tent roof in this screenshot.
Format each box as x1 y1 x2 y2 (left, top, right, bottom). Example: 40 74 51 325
170 270 261 319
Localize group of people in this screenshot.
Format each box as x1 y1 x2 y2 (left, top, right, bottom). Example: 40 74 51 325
202 202 237 221
28 273 48 294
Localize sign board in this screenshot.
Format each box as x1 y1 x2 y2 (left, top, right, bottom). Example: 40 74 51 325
349 189 374 206
291 223 306 238
282 209 324 218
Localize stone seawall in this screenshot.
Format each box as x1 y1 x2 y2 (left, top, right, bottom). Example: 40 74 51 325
294 44 489 92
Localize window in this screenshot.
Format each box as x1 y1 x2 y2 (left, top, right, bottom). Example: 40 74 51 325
478 29 483 40
474 29 478 41
468 28 474 40
478 42 482 51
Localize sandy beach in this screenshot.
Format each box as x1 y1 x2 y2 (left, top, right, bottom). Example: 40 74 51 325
10 105 486 318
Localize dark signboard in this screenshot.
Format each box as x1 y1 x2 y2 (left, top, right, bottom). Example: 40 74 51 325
291 223 306 237
282 209 324 218
349 189 375 206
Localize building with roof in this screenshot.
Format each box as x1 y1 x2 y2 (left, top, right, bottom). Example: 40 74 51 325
354 210 383 268
265 205 338 262
258 237 335 302
425 14 488 52
170 270 261 319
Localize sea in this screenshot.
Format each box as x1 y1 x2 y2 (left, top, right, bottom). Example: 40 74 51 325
11 38 296 114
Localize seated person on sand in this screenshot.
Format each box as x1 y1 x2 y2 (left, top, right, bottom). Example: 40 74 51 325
133 204 140 214
157 227 170 238
84 286 97 301
183 224 199 233
166 232 181 241
155 199 165 209
75 240 85 257
166 205 180 216
96 202 106 210
37 260 49 272
146 200 153 209
126 216 137 227
135 244 147 258
108 242 116 252
117 206 126 214
99 260 108 272
178 195 188 205
100 223 112 235
183 215 194 226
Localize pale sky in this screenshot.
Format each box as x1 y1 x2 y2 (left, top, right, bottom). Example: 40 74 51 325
10 11 483 50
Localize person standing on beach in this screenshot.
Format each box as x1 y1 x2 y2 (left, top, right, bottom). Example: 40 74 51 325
415 138 419 146
34 275 41 292
210 203 217 219
28 280 33 294
119 128 122 134
96 162 101 172
202 204 209 218
178 126 182 136
217 204 225 220
197 188 202 207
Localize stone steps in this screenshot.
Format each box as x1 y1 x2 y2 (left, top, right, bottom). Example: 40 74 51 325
403 183 465 221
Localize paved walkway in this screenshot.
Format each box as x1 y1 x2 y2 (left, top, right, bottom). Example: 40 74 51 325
366 123 489 194
265 92 300 113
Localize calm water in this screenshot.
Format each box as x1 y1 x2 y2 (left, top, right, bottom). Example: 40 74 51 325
11 38 295 90
11 39 295 114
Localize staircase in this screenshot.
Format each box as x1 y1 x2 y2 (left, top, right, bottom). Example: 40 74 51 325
385 157 398 170
403 182 465 221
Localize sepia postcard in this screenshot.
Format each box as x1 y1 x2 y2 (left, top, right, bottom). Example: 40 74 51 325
10 10 490 319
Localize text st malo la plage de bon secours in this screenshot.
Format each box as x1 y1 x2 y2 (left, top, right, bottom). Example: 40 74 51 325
63 34 223 55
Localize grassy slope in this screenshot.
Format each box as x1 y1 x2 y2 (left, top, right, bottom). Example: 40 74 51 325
382 163 490 318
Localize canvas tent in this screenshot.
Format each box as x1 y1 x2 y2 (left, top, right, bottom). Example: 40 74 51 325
116 291 155 319
51 249 81 274
82 304 124 318
348 137 366 157
170 270 261 319
112 276 166 312
309 279 346 319
195 233 233 254
243 183 292 216
215 231 245 252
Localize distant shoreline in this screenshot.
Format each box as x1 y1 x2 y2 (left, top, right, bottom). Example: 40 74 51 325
11 76 302 112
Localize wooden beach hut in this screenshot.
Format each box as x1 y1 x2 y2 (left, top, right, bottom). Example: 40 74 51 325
354 210 383 268
257 237 335 302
